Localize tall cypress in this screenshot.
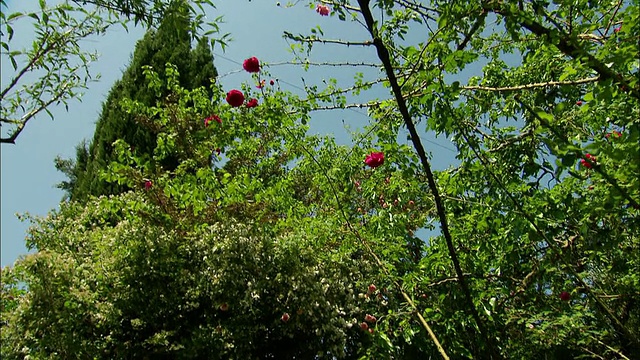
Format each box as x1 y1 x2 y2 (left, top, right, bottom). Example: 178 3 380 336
57 0 217 202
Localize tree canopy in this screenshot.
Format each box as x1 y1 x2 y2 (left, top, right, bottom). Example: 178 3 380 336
55 0 218 202
1 0 639 359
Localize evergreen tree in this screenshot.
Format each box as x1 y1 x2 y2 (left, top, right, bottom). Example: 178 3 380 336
56 0 217 202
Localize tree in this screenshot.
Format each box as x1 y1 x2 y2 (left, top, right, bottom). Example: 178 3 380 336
0 0 220 144
55 0 218 202
0 0 116 144
1 65 394 358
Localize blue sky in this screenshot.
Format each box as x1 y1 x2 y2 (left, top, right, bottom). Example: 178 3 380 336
1 1 459 266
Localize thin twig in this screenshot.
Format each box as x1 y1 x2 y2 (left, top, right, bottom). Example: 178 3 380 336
484 1 639 100
461 76 599 92
283 32 373 47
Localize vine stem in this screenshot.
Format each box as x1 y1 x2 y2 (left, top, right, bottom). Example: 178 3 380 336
355 1 502 359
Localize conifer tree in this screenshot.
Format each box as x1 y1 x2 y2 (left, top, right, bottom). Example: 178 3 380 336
56 0 217 202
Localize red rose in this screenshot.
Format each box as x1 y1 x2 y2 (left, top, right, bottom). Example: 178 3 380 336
576 100 583 106
226 90 245 107
367 284 376 294
605 130 622 139
359 322 368 330
559 291 570 301
364 314 376 323
316 4 330 16
246 98 259 108
580 153 596 169
243 57 260 73
144 180 152 190
364 151 384 168
281 313 290 322
270 79 275 85
205 115 222 127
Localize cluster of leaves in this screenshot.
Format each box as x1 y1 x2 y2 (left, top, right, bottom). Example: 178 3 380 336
0 0 117 143
1 192 377 358
0 0 224 144
55 0 218 202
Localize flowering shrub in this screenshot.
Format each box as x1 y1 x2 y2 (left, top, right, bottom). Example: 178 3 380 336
2 193 379 358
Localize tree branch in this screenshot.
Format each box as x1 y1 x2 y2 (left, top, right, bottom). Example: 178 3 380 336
483 1 639 100
462 76 600 92
356 1 501 359
283 31 373 47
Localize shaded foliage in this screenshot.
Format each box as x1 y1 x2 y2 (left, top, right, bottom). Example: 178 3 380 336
56 0 217 202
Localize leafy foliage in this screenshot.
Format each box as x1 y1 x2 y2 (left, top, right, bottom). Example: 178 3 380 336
2 0 639 359
55 0 218 202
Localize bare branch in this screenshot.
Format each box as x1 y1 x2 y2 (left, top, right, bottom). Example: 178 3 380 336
461 76 600 92
283 31 373 47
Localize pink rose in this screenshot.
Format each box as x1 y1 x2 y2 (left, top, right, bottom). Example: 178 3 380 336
144 180 152 190
226 90 245 107
364 151 384 168
243 57 260 73
316 4 330 16
364 314 377 323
